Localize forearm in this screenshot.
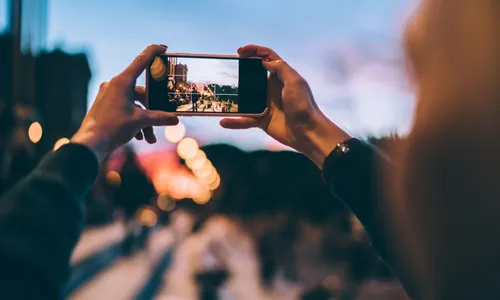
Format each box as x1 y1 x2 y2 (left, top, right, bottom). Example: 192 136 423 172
300 114 351 168
0 144 99 298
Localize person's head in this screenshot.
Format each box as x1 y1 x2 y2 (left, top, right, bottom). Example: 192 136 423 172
394 3 500 296
404 0 500 123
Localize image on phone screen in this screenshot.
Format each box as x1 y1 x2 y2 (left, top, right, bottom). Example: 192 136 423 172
147 55 268 115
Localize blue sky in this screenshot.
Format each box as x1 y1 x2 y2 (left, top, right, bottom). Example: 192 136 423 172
168 57 239 86
7 0 417 151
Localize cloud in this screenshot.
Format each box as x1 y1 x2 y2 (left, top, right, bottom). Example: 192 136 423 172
174 57 238 86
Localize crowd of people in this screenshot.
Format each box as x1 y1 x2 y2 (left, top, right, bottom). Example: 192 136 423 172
79 142 407 299
166 78 238 113
2 0 500 298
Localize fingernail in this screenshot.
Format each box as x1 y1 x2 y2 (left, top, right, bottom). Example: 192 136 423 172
264 58 272 62
159 44 168 49
237 47 242 51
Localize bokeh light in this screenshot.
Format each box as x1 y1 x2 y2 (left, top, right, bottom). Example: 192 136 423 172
185 150 207 170
198 168 217 185
138 206 158 227
53 138 70 151
28 122 43 144
193 189 212 205
169 175 193 200
164 122 186 144
193 160 214 179
177 137 199 160
157 193 176 212
105 171 121 187
207 174 221 190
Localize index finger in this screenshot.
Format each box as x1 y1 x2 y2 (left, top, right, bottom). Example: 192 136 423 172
237 44 282 60
118 44 167 83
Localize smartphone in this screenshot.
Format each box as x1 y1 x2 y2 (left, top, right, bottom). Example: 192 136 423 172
146 53 268 117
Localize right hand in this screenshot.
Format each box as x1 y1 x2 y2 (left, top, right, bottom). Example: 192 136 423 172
220 45 350 167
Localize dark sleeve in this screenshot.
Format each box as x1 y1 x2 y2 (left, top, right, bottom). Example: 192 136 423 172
322 138 393 259
321 138 420 297
0 143 99 299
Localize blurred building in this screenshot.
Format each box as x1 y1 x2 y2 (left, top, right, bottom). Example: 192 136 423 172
168 57 177 74
1 0 92 154
36 50 92 152
7 0 48 54
167 57 188 88
174 64 188 87
0 35 15 140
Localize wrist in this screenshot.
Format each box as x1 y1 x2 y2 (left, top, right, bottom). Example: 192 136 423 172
71 128 110 163
299 114 351 169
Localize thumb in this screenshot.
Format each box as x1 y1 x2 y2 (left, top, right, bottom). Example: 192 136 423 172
263 59 300 83
139 110 179 126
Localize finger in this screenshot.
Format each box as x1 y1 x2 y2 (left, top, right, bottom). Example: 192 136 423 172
237 44 282 60
143 126 157 144
135 131 144 140
138 110 179 127
220 117 260 129
263 59 302 84
134 86 147 108
118 44 168 83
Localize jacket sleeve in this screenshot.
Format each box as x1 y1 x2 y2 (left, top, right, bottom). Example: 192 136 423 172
0 143 99 299
322 138 394 259
321 138 419 298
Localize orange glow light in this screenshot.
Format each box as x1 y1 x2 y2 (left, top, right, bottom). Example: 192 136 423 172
207 174 221 191
106 171 122 186
28 122 42 144
164 122 186 144
177 137 199 160
53 138 70 151
193 189 211 205
138 206 158 227
194 161 214 179
185 150 207 170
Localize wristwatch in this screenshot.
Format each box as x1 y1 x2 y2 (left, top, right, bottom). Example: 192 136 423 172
321 138 367 184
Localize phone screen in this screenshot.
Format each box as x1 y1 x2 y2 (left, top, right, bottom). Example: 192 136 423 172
147 55 268 115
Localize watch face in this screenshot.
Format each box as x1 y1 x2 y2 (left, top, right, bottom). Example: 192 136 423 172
337 143 351 154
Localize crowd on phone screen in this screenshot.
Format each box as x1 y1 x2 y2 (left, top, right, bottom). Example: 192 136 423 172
166 78 236 113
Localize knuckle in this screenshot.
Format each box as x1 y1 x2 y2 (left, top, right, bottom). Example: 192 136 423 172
99 81 109 90
289 75 306 86
144 44 158 55
131 111 147 125
275 59 285 66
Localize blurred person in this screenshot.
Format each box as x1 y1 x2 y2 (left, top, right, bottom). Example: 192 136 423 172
192 86 200 112
114 146 156 221
0 44 178 299
84 155 116 226
396 1 500 298
164 215 291 300
220 2 500 294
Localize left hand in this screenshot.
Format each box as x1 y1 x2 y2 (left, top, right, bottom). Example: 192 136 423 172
71 44 179 161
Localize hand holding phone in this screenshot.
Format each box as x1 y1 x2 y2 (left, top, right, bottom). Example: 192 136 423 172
147 53 268 117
